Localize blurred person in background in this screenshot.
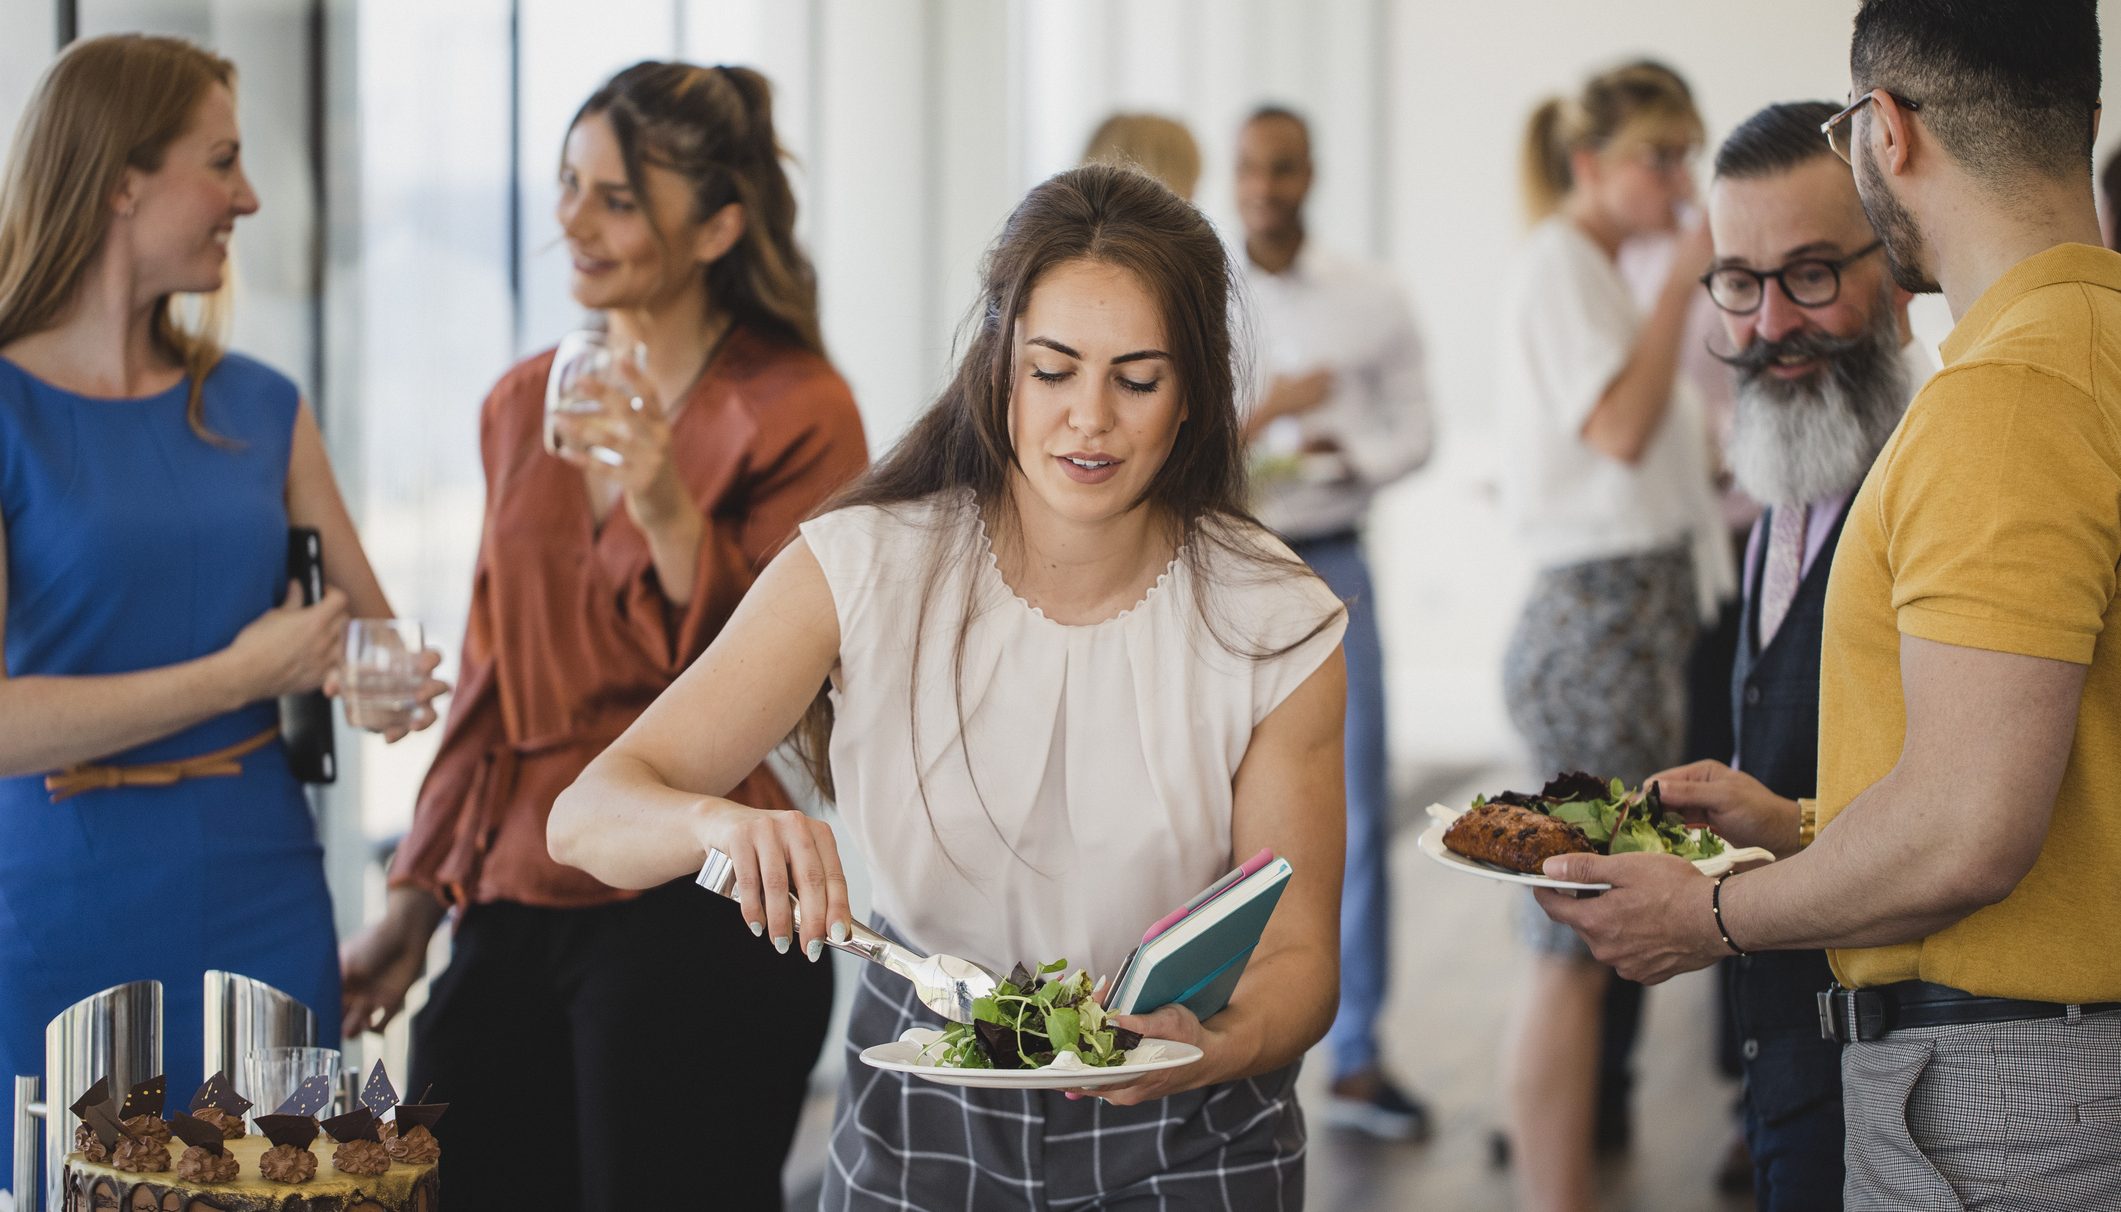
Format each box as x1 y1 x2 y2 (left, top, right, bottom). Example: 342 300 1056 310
1234 102 1436 1140
1493 61 1727 1212
337 61 866 1211
0 34 443 1197
1082 111 1202 201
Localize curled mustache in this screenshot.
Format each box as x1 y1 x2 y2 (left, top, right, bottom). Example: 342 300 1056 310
1709 327 1872 378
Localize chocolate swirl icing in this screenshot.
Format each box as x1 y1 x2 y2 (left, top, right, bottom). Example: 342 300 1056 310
176 1144 240 1183
110 1135 170 1173
384 1124 439 1165
190 1105 247 1139
120 1115 172 1144
331 1138 392 1176
72 1122 110 1164
258 1143 318 1184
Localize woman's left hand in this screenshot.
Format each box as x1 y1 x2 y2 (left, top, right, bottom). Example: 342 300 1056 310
324 647 449 743
551 357 691 532
1065 1002 1219 1107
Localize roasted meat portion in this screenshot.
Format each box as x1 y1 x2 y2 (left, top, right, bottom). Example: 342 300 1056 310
1443 802 1596 874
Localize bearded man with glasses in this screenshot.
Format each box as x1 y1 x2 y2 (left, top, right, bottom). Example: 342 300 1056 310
1653 100 1931 1212
1534 4 2121 1209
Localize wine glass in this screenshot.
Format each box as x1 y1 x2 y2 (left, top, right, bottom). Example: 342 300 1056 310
342 619 425 733
544 328 645 467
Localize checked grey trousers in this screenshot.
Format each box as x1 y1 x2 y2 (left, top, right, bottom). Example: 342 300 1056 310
1843 1007 2121 1210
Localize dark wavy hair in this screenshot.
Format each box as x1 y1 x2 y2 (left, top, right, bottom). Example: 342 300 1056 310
790 165 1341 842
570 61 823 355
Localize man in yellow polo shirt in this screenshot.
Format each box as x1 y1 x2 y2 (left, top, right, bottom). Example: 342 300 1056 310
1532 3 2120 1208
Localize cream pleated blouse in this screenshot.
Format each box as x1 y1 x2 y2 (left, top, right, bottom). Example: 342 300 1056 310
799 491 1346 983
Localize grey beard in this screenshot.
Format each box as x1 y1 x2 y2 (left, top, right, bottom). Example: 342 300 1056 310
1723 316 1912 509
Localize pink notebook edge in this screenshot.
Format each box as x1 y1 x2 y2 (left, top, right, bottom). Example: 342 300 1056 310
1139 847 1279 944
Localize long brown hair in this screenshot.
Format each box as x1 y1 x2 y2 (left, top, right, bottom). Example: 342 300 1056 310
791 165 1341 828
1520 61 1703 224
570 62 823 356
0 34 237 440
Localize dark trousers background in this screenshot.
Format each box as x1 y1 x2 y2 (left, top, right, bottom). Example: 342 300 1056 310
410 877 834 1211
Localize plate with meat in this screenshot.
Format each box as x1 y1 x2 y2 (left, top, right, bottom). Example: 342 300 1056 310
1419 772 1776 891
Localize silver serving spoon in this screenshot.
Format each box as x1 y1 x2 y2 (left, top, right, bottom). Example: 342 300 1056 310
696 848 1002 1023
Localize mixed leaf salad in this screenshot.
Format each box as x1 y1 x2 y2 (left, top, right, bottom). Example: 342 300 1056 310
1477 772 1727 861
924 960 1143 1070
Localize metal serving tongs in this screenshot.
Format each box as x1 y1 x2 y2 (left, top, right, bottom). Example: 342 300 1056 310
696 848 1002 1023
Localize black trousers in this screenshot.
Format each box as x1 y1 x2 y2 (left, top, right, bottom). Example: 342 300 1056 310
409 878 834 1211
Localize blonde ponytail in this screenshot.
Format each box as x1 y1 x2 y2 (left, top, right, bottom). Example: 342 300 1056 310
1520 97 1573 223
1518 61 1704 227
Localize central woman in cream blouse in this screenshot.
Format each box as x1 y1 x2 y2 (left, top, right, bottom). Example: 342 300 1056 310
551 165 1349 1211
806 487 1339 985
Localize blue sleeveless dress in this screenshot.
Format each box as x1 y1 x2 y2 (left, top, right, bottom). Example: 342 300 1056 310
0 354 340 1191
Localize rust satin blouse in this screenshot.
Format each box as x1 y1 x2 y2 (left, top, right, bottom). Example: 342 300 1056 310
390 326 867 909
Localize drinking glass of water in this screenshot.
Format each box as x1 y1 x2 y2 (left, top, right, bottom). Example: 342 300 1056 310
244 1045 341 1124
342 619 424 733
544 328 645 467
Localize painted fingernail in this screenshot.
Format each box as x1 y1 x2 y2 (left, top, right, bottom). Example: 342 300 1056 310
749 919 763 938
829 920 850 944
773 934 790 954
806 938 823 962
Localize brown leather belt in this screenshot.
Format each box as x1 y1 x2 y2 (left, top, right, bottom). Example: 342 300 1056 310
45 726 281 803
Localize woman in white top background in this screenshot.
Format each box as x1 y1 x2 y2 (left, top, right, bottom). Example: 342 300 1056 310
549 164 1349 1210
1491 64 1726 1212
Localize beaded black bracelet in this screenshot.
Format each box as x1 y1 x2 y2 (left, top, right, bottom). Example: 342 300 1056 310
1711 873 1747 956
1713 874 1747 959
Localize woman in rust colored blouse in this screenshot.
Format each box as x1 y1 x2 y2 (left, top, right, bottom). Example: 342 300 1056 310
336 63 865 1211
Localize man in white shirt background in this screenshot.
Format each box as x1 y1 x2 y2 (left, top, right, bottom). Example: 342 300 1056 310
1235 104 1435 1139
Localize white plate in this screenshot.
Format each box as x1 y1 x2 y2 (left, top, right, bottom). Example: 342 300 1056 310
860 1029 1203 1089
1418 803 1777 892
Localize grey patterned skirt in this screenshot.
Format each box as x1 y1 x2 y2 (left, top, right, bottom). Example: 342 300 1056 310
819 924 1307 1211
1501 547 1697 954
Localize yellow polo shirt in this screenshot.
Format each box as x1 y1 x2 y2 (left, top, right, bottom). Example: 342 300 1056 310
1818 243 2121 1003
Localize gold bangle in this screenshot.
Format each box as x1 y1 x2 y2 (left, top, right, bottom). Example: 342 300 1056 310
1796 798 1819 848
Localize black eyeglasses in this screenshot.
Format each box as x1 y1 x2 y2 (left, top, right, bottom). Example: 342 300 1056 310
1820 90 1923 164
1700 240 1885 314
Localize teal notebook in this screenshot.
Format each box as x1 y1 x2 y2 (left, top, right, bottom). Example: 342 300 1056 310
1108 851 1293 1021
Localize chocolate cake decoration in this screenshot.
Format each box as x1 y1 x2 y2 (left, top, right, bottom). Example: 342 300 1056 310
321 1107 381 1144
359 1061 400 1119
118 1075 166 1120
169 1112 228 1155
70 1076 113 1121
189 1070 253 1118
254 1113 320 1150
272 1073 333 1118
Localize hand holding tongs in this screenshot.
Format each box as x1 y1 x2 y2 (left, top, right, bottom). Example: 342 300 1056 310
696 848 1002 1023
